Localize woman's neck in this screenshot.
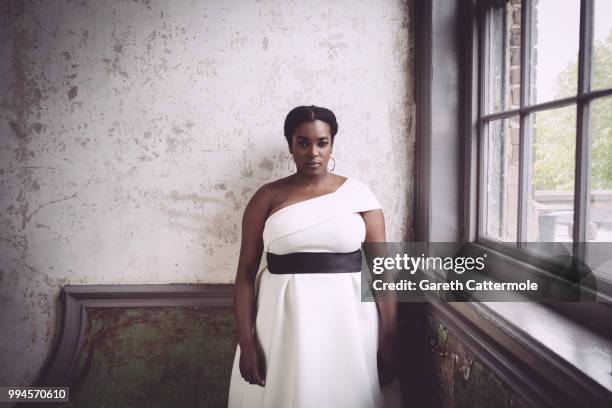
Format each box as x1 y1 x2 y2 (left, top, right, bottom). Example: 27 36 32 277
290 171 331 188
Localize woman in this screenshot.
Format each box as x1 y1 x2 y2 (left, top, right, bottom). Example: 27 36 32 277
228 105 399 407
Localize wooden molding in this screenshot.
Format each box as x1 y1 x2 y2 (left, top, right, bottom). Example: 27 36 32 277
413 0 432 242
36 284 234 387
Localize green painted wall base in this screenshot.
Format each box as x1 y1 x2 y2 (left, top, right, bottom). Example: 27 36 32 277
68 307 236 408
427 315 531 408
62 306 528 407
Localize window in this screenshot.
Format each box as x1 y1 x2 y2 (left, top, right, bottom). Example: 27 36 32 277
478 0 612 281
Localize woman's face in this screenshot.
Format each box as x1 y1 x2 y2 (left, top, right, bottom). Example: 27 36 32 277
290 120 333 175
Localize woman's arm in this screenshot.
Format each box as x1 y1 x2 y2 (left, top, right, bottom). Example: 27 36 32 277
362 209 398 385
362 209 398 334
233 184 271 386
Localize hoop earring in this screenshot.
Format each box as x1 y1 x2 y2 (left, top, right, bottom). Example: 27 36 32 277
287 154 296 173
328 156 336 172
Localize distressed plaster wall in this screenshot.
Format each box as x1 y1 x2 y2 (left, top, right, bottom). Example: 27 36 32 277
0 0 414 386
428 316 532 408
69 307 237 407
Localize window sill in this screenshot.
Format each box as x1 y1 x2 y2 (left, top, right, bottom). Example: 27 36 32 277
475 301 612 393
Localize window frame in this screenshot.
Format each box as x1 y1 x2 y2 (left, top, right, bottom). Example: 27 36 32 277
414 0 612 402
476 0 612 289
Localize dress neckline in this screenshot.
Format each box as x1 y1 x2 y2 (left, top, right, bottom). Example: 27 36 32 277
265 177 350 224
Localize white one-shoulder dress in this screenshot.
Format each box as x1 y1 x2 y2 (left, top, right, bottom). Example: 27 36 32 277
228 178 400 408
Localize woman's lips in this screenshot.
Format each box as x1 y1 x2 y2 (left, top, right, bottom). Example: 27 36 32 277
306 162 320 167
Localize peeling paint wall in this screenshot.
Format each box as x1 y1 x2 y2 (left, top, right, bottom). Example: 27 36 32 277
69 307 236 407
428 317 532 407
0 0 414 386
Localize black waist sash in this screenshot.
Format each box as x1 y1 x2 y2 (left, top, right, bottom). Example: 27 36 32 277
266 249 362 274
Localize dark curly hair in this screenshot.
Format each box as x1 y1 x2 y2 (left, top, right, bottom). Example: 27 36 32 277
283 105 338 152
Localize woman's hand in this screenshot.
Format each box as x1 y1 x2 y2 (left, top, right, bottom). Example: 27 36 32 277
239 339 266 387
377 329 398 386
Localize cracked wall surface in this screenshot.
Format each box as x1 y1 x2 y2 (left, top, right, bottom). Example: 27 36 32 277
0 0 414 386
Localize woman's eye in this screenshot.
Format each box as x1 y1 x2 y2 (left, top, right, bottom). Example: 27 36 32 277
318 142 328 147
298 141 308 147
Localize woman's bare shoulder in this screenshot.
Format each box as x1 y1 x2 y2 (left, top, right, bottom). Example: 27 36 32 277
257 176 293 195
246 177 292 209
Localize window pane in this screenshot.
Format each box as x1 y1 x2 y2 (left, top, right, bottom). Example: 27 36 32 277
487 0 522 113
484 117 520 241
588 97 612 242
592 0 612 91
527 105 576 242
528 0 580 104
